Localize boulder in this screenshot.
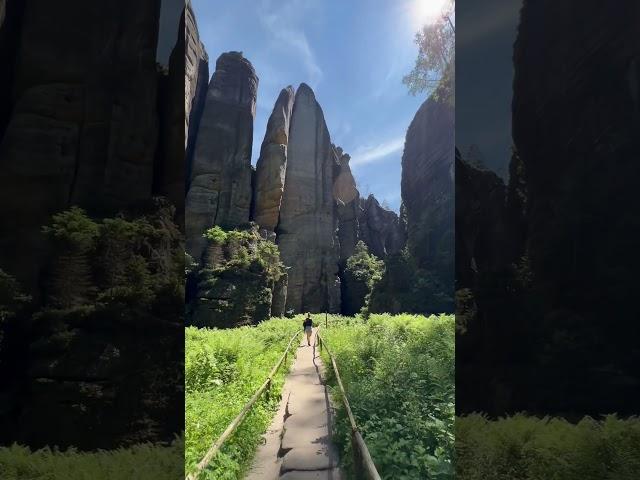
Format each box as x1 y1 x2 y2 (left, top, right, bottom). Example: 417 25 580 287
276 84 340 313
185 51 257 260
253 86 295 233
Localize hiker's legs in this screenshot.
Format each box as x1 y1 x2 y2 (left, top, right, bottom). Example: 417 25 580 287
306 329 312 345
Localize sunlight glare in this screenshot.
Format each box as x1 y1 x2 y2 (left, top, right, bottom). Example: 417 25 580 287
413 0 448 26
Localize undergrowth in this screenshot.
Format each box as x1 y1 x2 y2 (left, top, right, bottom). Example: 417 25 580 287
456 414 640 480
0 439 183 479
185 317 300 479
320 313 455 480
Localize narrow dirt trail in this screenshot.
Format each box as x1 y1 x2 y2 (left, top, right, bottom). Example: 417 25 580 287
245 328 342 480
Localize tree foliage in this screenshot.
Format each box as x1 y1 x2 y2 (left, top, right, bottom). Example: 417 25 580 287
403 0 455 99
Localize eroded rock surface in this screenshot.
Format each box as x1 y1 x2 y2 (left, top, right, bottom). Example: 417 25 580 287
184 0 208 178
358 195 405 260
402 95 454 295
276 84 341 313
253 86 295 233
185 51 257 260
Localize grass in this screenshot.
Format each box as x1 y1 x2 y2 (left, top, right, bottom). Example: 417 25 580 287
0 440 183 479
456 414 640 480
320 313 455 480
185 317 300 479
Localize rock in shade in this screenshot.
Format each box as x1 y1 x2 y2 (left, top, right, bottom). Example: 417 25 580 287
184 0 209 180
401 94 454 294
253 86 295 233
357 194 406 260
185 51 258 260
276 83 341 314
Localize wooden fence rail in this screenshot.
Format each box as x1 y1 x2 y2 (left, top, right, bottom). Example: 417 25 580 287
186 330 301 480
317 329 382 480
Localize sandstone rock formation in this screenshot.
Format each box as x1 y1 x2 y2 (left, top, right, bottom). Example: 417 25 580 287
253 86 295 233
185 51 257 260
402 94 454 296
276 84 341 313
358 195 406 259
455 148 513 289
184 0 209 178
0 1 184 448
333 146 361 261
0 0 163 295
156 11 187 224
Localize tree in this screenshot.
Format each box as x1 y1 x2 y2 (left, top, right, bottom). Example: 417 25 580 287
403 0 455 98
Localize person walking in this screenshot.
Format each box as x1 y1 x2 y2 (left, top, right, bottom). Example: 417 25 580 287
302 314 313 346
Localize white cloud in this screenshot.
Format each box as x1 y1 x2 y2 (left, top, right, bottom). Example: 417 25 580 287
350 136 405 168
259 0 323 88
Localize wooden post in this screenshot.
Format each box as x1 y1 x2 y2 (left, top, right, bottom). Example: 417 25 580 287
352 429 363 480
325 311 328 329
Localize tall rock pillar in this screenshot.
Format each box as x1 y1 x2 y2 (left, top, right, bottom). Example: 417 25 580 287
185 51 257 260
253 85 295 235
276 83 340 313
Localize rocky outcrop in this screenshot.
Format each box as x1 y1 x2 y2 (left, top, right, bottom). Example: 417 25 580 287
358 195 406 259
333 146 361 261
185 52 257 260
253 86 295 233
455 149 513 289
0 2 184 449
276 84 341 314
156 10 186 224
184 0 208 179
401 94 454 297
0 0 163 295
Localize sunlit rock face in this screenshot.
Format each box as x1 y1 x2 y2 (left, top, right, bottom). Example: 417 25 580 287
276 83 341 314
185 51 257 260
253 86 295 234
402 94 454 295
333 145 360 262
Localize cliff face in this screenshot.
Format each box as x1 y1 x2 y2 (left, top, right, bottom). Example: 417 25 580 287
508 0 640 414
253 86 295 234
358 195 406 260
0 0 164 295
184 0 208 180
185 51 257 260
0 1 184 448
276 84 341 313
402 96 454 295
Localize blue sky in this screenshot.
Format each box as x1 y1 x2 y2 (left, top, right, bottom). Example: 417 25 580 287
191 0 432 212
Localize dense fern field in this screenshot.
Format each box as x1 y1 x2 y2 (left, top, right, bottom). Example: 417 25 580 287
456 414 640 480
320 313 455 480
0 441 183 480
185 317 299 479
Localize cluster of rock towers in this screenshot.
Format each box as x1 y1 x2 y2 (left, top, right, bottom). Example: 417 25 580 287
184 6 405 315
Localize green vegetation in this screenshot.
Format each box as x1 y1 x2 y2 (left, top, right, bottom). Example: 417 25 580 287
368 249 453 315
187 225 287 328
0 440 183 480
40 202 183 313
456 414 640 480
342 241 384 315
185 318 300 479
403 0 454 102
320 314 454 479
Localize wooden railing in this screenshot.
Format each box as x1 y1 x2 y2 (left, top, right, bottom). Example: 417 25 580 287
186 331 301 480
317 329 382 480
